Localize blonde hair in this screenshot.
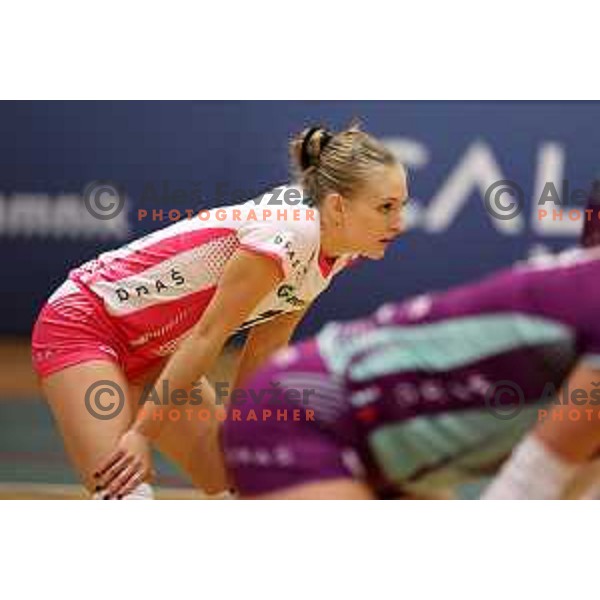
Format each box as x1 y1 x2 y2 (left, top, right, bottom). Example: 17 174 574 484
289 124 397 207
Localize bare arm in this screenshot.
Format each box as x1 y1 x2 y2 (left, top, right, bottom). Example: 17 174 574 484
94 249 283 494
534 364 600 462
233 307 309 390
133 249 283 440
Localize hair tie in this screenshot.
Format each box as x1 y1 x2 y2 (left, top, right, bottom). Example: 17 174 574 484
300 127 333 170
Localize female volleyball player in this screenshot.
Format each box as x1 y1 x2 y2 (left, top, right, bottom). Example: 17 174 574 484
222 228 600 499
32 125 407 499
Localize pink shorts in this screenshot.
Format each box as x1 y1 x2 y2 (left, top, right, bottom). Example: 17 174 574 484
31 280 163 382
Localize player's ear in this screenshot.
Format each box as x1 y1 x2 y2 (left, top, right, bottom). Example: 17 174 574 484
321 192 345 221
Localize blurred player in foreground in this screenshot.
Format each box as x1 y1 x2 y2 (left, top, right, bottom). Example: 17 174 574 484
31 125 407 499
222 184 600 500
482 179 600 499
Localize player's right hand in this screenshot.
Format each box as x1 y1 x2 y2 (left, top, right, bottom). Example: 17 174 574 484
93 429 153 499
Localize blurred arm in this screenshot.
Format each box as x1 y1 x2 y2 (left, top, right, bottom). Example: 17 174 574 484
483 363 600 499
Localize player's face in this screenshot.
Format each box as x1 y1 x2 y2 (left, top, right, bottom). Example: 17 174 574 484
343 164 408 259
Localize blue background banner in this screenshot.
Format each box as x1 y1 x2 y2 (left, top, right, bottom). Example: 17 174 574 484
1 101 598 336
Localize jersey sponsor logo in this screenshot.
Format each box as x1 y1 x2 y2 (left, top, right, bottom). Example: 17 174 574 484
115 268 186 302
276 284 306 308
225 444 295 468
392 374 493 410
273 234 303 271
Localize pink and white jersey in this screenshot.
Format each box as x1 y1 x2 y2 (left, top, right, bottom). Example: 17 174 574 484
58 185 354 363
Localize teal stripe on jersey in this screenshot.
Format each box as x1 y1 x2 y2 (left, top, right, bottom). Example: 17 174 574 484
317 313 574 381
368 405 542 494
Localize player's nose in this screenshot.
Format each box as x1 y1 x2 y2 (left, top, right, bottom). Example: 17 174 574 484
389 211 404 235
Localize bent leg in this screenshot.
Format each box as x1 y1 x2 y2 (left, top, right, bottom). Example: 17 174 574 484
41 360 144 493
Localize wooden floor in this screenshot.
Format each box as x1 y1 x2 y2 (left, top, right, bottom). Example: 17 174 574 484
0 483 228 500
0 337 39 397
